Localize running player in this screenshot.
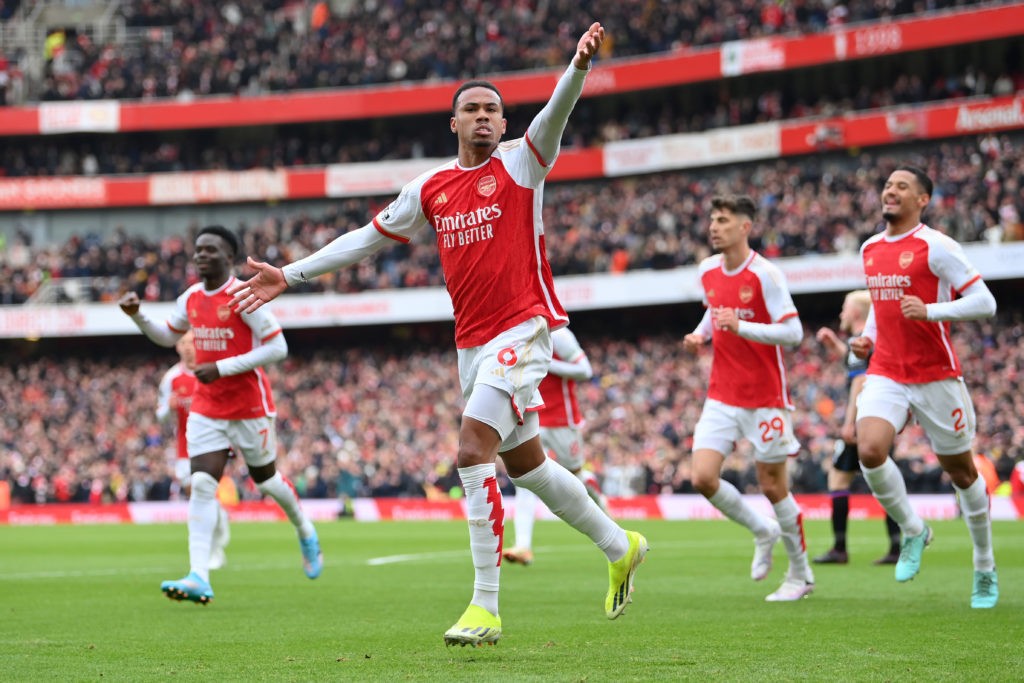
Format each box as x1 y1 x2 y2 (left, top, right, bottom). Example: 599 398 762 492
683 194 814 602
851 165 998 608
120 225 322 605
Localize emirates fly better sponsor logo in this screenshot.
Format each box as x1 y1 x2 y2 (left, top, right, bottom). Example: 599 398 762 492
192 325 235 351
866 274 912 301
434 202 503 249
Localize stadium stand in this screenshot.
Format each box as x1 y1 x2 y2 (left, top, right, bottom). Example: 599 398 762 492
2 315 1021 503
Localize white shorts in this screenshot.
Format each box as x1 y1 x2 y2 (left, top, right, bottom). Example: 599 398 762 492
459 316 551 451
174 458 191 486
541 425 585 471
692 398 799 463
186 413 277 468
856 374 976 455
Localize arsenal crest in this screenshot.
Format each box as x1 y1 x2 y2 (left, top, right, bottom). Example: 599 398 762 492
217 304 232 321
898 251 914 269
477 175 497 197
739 286 754 303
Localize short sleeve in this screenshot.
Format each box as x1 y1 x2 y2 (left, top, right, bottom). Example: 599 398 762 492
928 232 982 293
373 180 430 243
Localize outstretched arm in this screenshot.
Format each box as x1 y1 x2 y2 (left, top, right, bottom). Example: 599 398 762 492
526 22 604 163
229 223 391 314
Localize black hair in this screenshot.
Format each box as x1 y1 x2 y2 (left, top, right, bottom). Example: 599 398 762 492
893 165 933 197
196 225 240 259
452 80 503 114
710 194 757 221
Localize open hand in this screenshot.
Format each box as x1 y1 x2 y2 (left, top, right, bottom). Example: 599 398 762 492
228 257 287 314
573 22 605 70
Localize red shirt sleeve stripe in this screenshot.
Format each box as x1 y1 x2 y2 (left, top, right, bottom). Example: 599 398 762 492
776 312 799 323
524 132 550 168
168 322 187 333
372 216 411 244
261 329 283 343
955 274 982 294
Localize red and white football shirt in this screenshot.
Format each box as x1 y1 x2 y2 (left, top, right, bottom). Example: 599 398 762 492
371 137 567 348
537 327 586 429
861 224 980 383
166 276 281 420
157 362 197 459
699 251 797 409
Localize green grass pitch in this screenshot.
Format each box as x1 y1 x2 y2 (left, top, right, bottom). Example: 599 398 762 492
1 519 1020 681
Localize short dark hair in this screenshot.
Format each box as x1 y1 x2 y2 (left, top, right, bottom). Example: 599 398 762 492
452 80 503 114
197 225 240 258
710 194 757 221
893 164 933 197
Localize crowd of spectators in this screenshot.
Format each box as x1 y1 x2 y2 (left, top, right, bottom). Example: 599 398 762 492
8 0 994 105
2 311 1021 507
2 131 1022 305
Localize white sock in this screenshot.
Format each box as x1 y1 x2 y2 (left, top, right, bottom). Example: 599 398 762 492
459 463 502 616
512 486 537 551
257 471 315 539
707 479 773 538
510 457 627 562
861 459 923 536
187 472 219 583
955 476 995 572
577 469 610 514
212 502 230 549
773 494 811 582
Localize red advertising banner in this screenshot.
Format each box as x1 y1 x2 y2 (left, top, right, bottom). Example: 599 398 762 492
779 95 1024 156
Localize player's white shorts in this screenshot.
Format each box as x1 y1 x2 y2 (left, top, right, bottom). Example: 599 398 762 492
460 316 552 452
186 413 277 467
174 458 191 487
692 398 799 463
541 425 585 471
857 374 976 455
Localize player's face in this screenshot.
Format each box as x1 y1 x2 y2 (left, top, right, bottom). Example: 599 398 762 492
176 332 196 369
708 208 749 252
839 298 857 333
451 87 506 150
193 233 233 280
881 170 929 224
